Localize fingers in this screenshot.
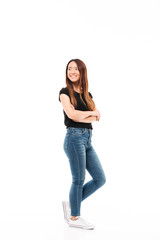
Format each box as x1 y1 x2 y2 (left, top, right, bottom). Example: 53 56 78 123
97 110 100 121
96 114 100 121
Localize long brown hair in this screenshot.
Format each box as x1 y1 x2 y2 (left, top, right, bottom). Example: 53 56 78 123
65 59 95 111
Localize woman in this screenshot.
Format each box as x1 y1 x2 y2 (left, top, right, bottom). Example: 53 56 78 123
59 59 106 230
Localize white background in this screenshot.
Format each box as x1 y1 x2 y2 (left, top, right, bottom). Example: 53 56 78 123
0 0 160 239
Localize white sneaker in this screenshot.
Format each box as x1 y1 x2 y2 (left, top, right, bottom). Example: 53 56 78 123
62 201 71 223
69 216 95 230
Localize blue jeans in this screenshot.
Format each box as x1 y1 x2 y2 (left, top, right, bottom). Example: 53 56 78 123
63 127 106 216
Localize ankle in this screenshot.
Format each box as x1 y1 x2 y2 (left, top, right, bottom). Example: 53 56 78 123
70 216 78 221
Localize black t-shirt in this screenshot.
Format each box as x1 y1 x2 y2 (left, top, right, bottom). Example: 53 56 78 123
59 87 93 129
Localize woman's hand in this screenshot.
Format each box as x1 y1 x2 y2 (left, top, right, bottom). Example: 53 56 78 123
96 116 100 121
96 112 100 121
92 110 101 121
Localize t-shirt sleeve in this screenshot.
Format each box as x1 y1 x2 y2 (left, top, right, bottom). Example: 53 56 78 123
59 88 70 102
89 92 93 98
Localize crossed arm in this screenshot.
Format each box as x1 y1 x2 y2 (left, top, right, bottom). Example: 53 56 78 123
77 116 97 123
60 94 100 123
70 104 100 123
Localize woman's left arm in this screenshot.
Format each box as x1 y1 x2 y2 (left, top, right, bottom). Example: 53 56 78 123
79 116 97 123
70 98 100 123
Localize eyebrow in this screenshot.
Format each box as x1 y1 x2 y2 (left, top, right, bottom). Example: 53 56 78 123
68 67 78 68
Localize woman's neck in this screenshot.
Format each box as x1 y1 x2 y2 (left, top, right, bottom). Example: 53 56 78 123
73 84 83 93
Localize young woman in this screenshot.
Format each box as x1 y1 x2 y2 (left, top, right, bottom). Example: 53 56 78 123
59 59 106 230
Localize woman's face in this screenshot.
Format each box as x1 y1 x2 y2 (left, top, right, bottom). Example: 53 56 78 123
67 61 80 83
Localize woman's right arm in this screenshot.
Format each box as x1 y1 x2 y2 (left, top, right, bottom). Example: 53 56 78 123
60 94 98 122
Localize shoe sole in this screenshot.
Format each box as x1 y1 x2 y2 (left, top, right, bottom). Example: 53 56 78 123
62 201 69 223
69 224 94 230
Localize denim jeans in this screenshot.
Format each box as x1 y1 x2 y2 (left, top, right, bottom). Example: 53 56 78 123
63 127 106 216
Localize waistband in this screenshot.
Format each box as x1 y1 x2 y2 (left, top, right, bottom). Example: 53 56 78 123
67 127 92 133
